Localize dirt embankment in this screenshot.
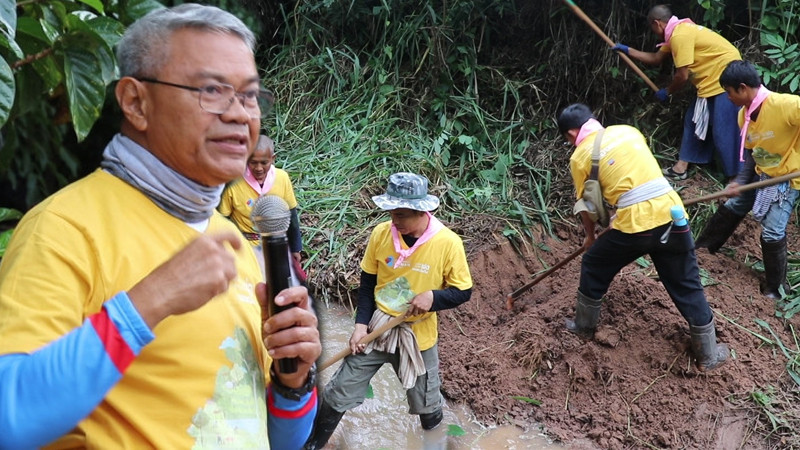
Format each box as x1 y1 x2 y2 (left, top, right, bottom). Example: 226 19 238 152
438 177 800 449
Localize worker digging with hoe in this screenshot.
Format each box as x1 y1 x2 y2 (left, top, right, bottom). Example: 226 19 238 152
558 103 728 372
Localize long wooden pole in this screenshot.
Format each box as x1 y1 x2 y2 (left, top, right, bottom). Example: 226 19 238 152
318 312 409 372
504 171 800 308
683 171 800 206
562 0 659 92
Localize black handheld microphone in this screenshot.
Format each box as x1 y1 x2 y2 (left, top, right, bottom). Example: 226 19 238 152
251 194 298 374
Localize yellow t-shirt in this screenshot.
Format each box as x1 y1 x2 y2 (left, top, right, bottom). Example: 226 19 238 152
218 168 298 247
0 170 271 449
360 220 473 351
739 93 800 189
660 23 741 97
570 125 685 233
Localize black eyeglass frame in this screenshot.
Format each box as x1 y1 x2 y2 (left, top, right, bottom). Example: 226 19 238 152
136 77 274 118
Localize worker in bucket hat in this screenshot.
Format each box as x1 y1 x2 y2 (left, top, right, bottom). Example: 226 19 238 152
306 172 473 448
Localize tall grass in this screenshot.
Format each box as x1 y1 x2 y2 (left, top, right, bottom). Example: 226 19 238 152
259 0 562 304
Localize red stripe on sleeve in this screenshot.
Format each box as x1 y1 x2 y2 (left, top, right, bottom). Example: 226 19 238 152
90 308 136 373
268 386 318 419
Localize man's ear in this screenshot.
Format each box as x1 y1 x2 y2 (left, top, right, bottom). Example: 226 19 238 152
566 129 579 145
116 78 149 131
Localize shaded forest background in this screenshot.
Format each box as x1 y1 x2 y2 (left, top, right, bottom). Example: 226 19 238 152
1 0 797 279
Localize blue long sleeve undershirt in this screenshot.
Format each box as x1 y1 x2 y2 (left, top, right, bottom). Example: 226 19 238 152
0 292 315 449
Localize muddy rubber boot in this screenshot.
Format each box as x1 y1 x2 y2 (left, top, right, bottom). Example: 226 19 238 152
761 237 789 299
694 206 745 254
304 400 345 450
420 408 443 430
565 291 602 338
689 318 729 371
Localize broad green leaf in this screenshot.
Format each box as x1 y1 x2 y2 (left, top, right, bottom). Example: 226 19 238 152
66 15 118 83
0 208 22 222
0 31 24 59
761 16 781 32
0 229 13 258
86 16 125 48
446 424 466 436
77 0 105 14
63 34 106 141
122 0 166 24
39 2 67 44
0 0 15 39
0 56 13 126
365 383 374 399
16 17 50 43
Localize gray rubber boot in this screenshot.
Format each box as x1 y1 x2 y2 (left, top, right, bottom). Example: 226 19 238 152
694 206 745 254
304 400 345 450
761 237 789 299
689 318 729 371
565 291 602 338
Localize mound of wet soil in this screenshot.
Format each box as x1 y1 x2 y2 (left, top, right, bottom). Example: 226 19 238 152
438 178 800 449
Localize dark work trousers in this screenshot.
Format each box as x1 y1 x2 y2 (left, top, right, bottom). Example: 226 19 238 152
579 221 713 327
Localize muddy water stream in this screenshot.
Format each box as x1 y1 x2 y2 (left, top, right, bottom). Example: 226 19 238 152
315 302 561 449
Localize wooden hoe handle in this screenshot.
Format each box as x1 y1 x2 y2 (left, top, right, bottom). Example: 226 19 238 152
562 0 659 92
318 312 409 372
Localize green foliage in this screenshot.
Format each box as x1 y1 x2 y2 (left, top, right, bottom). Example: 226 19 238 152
752 318 800 386
261 0 550 295
511 395 542 406
0 0 164 207
753 1 800 92
696 0 726 28
446 424 466 437
0 207 22 258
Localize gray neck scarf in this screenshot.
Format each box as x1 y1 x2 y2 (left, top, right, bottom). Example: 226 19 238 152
101 134 223 222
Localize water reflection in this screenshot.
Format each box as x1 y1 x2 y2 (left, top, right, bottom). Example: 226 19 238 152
315 302 560 449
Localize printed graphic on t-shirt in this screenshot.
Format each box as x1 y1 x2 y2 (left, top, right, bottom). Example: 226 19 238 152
187 327 268 448
375 277 415 312
753 146 782 168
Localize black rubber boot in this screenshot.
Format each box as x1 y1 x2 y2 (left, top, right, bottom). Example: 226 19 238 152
694 206 745 254
565 291 602 338
304 400 345 450
689 318 729 371
761 237 789 299
420 408 443 430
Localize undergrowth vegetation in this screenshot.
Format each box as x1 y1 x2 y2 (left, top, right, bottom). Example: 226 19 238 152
4 0 800 445
251 1 800 444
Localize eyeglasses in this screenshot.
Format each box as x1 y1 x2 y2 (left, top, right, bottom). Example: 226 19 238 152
137 77 274 119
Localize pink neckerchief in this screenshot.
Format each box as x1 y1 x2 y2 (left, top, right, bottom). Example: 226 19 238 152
739 85 771 162
244 165 276 195
575 119 604 146
390 212 444 269
656 16 694 48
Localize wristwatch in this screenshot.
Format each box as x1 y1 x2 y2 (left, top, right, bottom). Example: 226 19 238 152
269 362 317 401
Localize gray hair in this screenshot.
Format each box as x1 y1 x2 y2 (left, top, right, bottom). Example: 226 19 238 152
117 3 256 78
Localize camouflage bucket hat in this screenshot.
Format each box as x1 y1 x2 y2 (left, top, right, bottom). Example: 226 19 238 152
372 172 440 211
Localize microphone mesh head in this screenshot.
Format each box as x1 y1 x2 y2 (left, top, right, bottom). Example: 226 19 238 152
251 195 291 234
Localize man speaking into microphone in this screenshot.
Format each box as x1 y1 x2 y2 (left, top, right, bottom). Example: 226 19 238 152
0 4 319 449
306 172 473 448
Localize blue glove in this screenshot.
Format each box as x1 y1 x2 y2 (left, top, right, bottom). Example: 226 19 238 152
611 43 629 55
655 88 669 102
